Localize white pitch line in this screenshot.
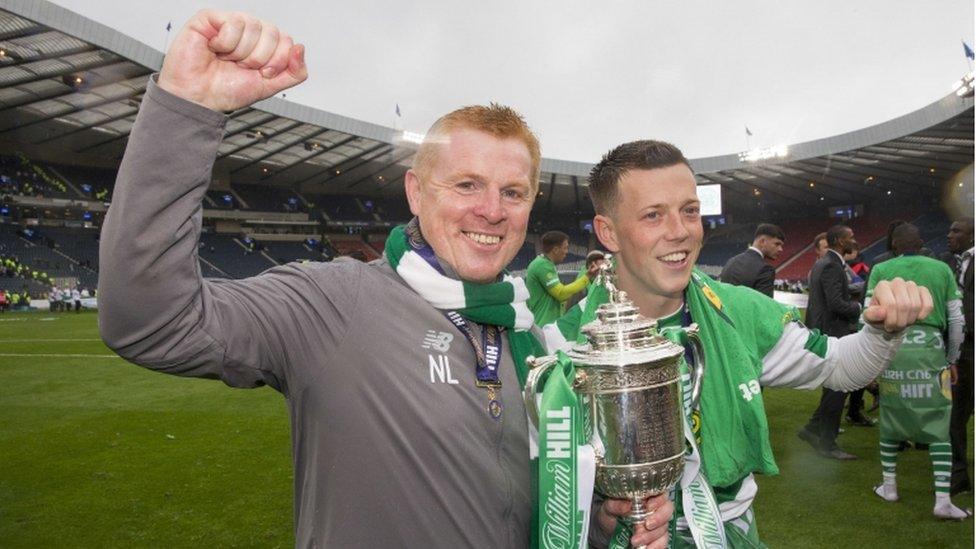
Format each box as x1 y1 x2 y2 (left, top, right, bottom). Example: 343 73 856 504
0 337 101 343
0 338 104 342
0 353 121 359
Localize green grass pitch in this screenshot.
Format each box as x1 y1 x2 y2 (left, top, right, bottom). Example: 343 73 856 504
1 311 973 547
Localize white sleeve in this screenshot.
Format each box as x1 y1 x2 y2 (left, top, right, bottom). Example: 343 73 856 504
761 322 903 392
947 298 964 364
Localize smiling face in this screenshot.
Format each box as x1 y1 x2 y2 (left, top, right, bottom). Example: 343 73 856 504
405 127 535 284
593 164 703 315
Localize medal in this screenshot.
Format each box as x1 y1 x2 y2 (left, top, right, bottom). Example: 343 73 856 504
446 311 505 420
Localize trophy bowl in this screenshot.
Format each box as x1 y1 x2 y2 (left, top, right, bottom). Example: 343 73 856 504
525 261 704 525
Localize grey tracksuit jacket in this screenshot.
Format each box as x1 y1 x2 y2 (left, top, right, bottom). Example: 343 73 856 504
98 78 531 548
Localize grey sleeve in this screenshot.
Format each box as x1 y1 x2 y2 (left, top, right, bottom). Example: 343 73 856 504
97 76 360 393
947 298 964 364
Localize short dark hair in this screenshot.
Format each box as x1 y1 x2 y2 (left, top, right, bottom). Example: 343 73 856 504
826 225 851 247
754 223 784 241
585 250 605 267
884 220 906 252
588 140 692 215
813 232 827 248
891 223 922 254
954 217 974 234
541 231 569 253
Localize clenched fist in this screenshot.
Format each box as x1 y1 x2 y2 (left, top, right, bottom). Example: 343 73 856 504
863 277 934 333
158 10 308 112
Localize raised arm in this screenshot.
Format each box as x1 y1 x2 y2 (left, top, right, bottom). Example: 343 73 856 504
546 274 590 302
761 278 933 391
97 12 346 391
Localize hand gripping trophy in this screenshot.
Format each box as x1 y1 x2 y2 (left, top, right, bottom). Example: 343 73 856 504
524 256 705 535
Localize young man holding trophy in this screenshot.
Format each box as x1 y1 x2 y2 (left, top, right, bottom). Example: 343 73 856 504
97 10 670 549
541 140 933 547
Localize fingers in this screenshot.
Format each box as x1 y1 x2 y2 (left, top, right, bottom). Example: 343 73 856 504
629 495 673 548
602 498 632 518
261 33 293 79
867 278 935 333
270 43 309 87
207 12 246 54
237 22 278 68
864 280 894 327
890 278 912 330
207 13 282 69
223 17 262 61
918 285 934 320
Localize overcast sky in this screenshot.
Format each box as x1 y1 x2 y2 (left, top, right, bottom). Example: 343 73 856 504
49 0 974 162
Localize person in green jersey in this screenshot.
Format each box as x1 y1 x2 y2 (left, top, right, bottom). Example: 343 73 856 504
539 140 934 548
525 230 598 326
867 223 970 520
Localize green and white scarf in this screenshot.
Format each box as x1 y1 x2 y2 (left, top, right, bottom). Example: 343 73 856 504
385 220 594 548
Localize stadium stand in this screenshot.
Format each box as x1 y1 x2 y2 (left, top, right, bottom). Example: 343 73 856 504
233 183 306 213
205 190 240 209
259 239 328 264
198 233 277 279
0 0 969 297
319 195 377 223
0 154 75 199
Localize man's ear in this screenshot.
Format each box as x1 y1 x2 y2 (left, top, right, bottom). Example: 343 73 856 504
404 169 422 217
593 214 620 253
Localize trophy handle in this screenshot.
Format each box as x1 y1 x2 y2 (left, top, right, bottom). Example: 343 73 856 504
683 323 706 410
660 323 706 410
523 355 559 429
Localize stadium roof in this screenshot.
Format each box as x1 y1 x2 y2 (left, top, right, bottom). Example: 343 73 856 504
0 0 972 213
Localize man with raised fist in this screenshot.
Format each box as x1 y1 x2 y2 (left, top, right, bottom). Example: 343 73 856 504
97 11 671 549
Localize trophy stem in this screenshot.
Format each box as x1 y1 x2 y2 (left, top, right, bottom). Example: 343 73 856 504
625 495 651 525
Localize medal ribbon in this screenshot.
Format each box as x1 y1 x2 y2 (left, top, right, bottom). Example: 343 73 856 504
407 232 506 418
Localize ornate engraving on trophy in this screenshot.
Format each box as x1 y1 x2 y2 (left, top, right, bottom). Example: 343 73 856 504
524 256 706 526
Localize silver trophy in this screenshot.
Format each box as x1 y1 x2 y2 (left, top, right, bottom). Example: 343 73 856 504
524 258 705 526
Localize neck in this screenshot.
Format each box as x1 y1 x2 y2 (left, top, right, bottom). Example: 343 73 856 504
544 251 559 263
616 271 684 319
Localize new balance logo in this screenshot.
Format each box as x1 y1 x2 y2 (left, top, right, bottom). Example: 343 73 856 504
422 330 453 352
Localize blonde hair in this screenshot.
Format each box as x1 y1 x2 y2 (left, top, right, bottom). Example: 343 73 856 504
412 104 541 191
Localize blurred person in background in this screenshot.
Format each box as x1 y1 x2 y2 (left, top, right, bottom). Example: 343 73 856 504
798 225 871 458
947 217 974 496
868 223 968 520
719 223 784 297
525 230 598 326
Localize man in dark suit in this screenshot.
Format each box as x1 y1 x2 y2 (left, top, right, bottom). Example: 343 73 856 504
948 217 974 495
720 223 784 297
798 224 863 459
